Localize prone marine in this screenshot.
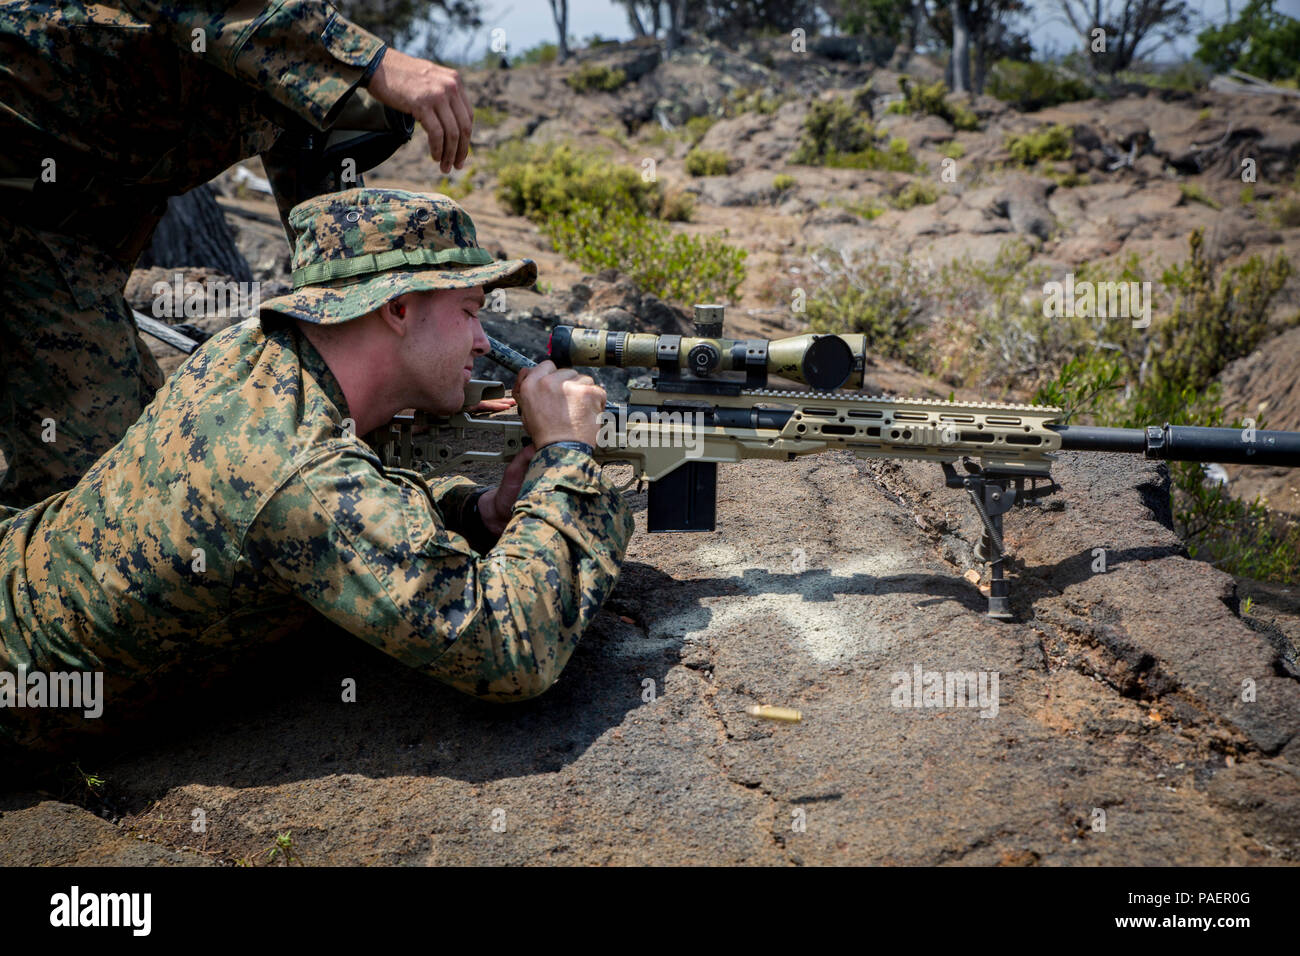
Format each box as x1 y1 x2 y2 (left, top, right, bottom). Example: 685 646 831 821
0 188 636 755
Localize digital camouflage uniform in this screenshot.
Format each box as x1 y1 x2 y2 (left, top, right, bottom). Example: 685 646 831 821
0 188 638 752
0 1 390 509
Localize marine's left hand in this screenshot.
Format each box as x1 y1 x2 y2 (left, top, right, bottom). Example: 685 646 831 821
469 396 517 414
476 444 537 535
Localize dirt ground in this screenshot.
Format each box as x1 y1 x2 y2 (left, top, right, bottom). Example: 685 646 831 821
3 450 1297 865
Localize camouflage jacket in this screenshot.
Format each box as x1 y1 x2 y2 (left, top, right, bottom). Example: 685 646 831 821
0 320 637 749
0 1 387 295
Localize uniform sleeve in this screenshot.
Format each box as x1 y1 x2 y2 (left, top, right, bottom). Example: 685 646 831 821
245 444 637 701
121 1 387 130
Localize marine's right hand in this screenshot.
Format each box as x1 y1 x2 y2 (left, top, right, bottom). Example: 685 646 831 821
513 361 605 450
366 48 473 174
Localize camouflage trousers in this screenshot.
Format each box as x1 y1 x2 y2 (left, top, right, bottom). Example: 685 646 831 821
0 213 163 511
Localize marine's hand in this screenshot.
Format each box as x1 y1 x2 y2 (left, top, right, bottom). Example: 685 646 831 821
469 396 516 414
477 444 537 535
513 360 604 449
366 47 472 174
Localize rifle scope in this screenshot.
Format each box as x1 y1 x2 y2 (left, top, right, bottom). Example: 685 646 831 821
547 325 867 391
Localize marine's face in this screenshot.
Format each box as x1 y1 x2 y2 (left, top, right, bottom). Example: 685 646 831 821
400 286 489 414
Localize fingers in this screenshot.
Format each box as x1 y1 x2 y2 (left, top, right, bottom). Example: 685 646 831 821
430 98 461 173
450 94 474 169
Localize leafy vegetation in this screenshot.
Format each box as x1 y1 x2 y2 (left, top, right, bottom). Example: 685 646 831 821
1195 0 1300 82
791 94 922 172
1033 230 1298 582
685 148 733 176
1005 124 1073 165
986 59 1094 111
546 202 746 304
1178 182 1221 210
886 78 979 131
889 180 938 209
938 140 966 160
492 141 663 220
566 64 628 93
772 173 796 193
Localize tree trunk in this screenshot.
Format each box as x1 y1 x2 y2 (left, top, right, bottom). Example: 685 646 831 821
548 0 569 62
623 0 646 36
136 184 252 284
951 1 971 94
973 37 987 95
665 0 684 51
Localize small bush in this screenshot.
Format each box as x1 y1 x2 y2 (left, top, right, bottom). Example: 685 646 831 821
685 148 733 176
938 140 966 159
1031 230 1298 583
432 175 473 201
986 59 1094 111
659 189 695 222
566 64 627 93
475 104 507 128
793 100 922 172
516 42 558 65
1006 124 1073 165
801 247 937 364
1270 196 1300 227
1049 167 1090 188
772 173 796 193
1179 183 1221 210
493 141 661 221
546 202 746 304
889 180 938 209
886 78 979 131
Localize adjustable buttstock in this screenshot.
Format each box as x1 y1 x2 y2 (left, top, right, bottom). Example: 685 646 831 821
647 461 717 532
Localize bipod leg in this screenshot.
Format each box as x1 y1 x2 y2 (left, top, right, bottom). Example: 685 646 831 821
944 462 1017 620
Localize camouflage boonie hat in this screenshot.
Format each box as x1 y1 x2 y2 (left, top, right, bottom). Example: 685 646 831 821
259 187 537 325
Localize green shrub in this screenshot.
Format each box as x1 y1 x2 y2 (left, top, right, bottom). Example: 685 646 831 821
1049 167 1090 188
432 175 473 201
802 248 936 364
986 59 1094 111
772 173 796 193
1031 230 1298 583
493 141 662 221
566 64 628 93
792 96 874 161
1179 183 1221 209
886 78 979 131
685 148 733 176
1270 196 1300 227
659 189 695 222
938 140 966 159
475 104 507 128
889 180 938 209
681 115 717 145
1150 229 1293 391
516 42 558 65
1006 124 1073 165
792 99 922 172
546 203 746 304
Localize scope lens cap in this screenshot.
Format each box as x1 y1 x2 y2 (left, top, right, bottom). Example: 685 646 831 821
802 335 853 390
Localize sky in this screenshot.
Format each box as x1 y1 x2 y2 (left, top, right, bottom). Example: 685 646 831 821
428 0 1300 66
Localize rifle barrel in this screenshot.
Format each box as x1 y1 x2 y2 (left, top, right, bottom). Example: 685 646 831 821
1052 423 1300 466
